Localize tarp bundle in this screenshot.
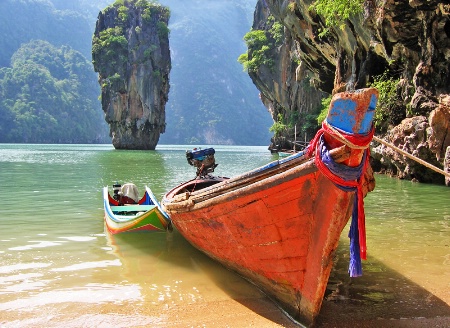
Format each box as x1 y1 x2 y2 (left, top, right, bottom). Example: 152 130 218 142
120 183 140 203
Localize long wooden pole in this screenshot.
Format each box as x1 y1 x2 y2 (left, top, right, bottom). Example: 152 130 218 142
294 125 297 153
372 135 450 179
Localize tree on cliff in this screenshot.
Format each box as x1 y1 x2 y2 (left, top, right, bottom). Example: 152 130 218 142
238 6 327 151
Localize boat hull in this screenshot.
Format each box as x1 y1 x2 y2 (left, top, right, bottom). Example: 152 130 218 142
162 88 378 326
103 186 169 234
163 155 356 325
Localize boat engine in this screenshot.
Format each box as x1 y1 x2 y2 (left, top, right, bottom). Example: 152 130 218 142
186 148 217 177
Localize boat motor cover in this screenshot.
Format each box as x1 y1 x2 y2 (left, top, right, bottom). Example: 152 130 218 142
186 148 215 160
119 183 140 203
186 148 217 176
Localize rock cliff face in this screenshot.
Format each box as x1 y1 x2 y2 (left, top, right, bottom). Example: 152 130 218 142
249 1 327 151
250 0 450 184
92 1 170 150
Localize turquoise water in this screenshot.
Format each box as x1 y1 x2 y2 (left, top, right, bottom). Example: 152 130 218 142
0 144 449 327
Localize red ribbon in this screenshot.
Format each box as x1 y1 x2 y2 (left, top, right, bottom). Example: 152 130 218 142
306 122 373 260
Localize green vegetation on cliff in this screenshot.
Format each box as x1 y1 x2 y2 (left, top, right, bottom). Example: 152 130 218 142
0 40 108 143
92 27 128 73
238 30 272 72
369 72 402 133
310 0 365 36
238 15 282 72
92 0 170 82
108 0 170 24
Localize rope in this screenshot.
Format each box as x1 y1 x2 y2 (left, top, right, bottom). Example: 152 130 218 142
323 119 373 150
306 120 374 158
373 136 450 179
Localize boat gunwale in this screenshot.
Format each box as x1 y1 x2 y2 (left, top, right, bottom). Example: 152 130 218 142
163 151 310 202
106 207 159 223
163 146 351 212
144 186 171 221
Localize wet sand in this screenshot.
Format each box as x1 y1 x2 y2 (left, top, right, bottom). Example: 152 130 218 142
1 231 449 328
316 252 450 328
1 266 449 328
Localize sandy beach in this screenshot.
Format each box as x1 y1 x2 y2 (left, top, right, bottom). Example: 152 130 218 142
2 248 449 328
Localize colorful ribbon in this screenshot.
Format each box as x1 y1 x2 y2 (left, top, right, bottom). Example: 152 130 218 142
306 121 373 277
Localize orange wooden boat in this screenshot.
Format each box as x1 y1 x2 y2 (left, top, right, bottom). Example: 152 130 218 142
161 88 379 326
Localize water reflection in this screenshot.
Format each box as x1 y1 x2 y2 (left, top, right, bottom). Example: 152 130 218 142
0 283 142 311
95 148 168 196
104 229 286 322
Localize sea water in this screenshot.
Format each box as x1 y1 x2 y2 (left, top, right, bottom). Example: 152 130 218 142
0 144 448 327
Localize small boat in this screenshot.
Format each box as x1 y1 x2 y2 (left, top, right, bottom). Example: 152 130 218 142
278 150 296 157
161 88 378 326
274 126 309 157
103 183 171 234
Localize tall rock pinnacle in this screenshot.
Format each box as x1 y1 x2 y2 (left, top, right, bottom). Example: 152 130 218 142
92 0 171 150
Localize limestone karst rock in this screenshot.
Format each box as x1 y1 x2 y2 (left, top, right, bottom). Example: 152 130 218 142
92 1 171 150
246 1 326 151
248 0 449 183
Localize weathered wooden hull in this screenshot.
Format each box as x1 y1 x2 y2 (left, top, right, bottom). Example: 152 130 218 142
103 186 170 234
161 88 378 326
162 149 354 325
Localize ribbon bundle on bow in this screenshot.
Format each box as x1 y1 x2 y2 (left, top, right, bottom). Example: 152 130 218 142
306 120 374 277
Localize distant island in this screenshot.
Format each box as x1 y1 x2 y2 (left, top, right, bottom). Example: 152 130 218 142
92 0 171 150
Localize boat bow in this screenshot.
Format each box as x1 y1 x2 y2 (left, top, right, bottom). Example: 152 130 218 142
161 88 378 326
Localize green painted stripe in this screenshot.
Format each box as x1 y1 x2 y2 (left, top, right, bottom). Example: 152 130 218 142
110 205 156 212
